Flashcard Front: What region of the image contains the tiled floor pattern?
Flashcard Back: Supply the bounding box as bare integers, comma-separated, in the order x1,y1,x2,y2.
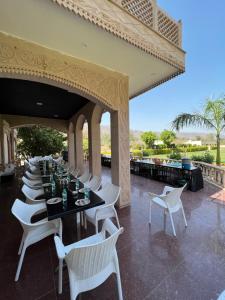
1,167,225,300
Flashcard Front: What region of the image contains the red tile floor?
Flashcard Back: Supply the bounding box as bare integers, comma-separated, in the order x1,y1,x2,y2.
1,167,225,300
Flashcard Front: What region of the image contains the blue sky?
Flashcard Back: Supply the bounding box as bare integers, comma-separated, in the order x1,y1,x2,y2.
102,0,225,132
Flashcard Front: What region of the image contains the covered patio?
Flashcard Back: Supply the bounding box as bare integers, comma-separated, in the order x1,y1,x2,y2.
1,167,225,300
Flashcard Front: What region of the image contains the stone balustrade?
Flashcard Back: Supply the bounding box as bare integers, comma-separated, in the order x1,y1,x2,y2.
192,161,225,188
140,157,225,188
113,0,182,47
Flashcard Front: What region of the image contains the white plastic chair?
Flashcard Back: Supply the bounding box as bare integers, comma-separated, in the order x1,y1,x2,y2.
218,290,225,300
29,164,41,175
21,184,45,204
78,169,91,184
25,170,41,180
11,199,62,281
148,184,187,236
54,218,123,300
84,183,121,233
71,168,80,178
85,176,102,192
22,176,42,190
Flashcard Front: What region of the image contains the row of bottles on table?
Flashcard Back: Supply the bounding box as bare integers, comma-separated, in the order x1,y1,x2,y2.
50,174,56,196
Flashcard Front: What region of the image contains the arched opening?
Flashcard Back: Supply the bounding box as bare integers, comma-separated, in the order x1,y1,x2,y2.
100,111,111,183
83,121,89,164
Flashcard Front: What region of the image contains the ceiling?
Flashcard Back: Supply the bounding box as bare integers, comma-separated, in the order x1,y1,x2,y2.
0,0,182,98
0,78,89,120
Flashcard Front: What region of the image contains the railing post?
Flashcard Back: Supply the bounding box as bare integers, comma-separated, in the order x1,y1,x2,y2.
151,0,158,31
178,20,182,47
222,171,225,188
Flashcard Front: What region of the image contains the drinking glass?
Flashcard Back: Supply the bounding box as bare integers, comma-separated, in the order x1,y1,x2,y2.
84,188,90,199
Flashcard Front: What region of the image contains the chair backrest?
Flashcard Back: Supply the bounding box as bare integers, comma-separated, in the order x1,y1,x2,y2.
96,183,121,205
79,169,91,184
11,199,32,225
87,176,101,191
65,220,123,280
22,176,41,187
25,170,41,180
22,184,44,201
164,184,186,211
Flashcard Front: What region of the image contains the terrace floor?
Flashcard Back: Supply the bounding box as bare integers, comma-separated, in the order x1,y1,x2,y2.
1,167,225,300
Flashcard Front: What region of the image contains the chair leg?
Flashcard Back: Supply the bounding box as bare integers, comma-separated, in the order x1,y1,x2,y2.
113,208,120,228
181,206,188,227
15,243,27,281
58,259,63,294
95,220,99,234
18,234,25,255
149,200,152,224
114,256,123,300
168,212,176,237
84,215,87,230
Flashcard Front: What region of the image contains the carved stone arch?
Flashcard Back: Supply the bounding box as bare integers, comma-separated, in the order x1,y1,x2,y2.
3,115,68,133
0,32,128,112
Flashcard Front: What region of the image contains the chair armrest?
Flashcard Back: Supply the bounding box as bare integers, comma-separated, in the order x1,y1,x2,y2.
147,192,160,199
162,186,175,195
54,236,66,259
94,203,114,220
147,192,167,200
101,218,123,236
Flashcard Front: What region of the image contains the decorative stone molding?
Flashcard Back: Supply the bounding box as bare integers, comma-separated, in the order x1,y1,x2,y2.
0,32,128,111
1,114,68,133
52,0,185,71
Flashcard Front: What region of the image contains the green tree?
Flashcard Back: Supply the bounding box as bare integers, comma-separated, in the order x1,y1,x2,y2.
160,130,176,147
172,97,225,165
141,131,157,148
17,126,65,158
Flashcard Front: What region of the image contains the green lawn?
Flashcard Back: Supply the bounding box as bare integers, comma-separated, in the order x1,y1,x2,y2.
151,148,225,163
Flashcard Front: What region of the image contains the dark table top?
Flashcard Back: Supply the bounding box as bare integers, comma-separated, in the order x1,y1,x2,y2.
41,173,105,221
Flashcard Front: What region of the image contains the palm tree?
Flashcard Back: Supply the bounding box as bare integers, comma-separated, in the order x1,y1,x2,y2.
172,97,225,165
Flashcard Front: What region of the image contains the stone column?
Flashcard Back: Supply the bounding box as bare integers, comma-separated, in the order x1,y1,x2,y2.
10,129,15,163
68,123,75,168
0,117,5,166
110,81,130,208
74,114,85,173
88,105,103,177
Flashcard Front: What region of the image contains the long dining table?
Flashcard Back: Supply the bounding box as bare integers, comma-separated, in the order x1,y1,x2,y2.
39,161,105,238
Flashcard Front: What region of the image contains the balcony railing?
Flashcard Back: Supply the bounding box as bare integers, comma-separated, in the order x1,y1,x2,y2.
112,0,182,47
161,159,225,188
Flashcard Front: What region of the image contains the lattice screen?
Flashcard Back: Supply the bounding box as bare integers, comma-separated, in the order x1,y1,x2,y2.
121,0,153,28
157,9,179,45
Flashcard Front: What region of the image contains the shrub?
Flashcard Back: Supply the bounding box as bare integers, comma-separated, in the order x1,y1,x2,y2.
191,151,214,164
168,152,182,160
131,150,143,159
142,149,154,156
176,146,208,153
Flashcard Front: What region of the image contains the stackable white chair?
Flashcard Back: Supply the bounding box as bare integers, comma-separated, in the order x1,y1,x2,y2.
25,170,41,181
54,219,123,300
29,164,41,175
148,184,187,236
21,184,45,204
71,168,80,178
218,290,225,300
84,183,121,233
22,176,42,190
11,199,62,281
78,169,91,184
85,176,102,192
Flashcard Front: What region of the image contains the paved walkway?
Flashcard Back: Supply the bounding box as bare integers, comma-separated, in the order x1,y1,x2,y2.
1,167,225,299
